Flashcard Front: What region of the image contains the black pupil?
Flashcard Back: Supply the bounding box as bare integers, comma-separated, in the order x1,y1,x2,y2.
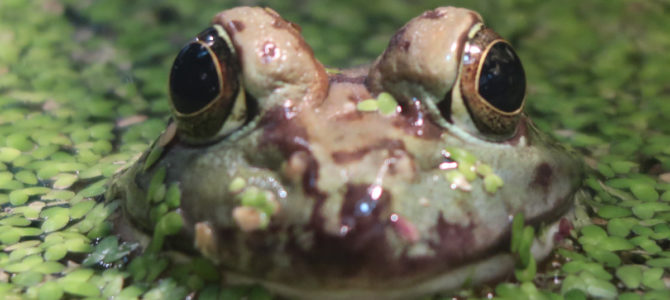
169,42,220,114
477,42,526,113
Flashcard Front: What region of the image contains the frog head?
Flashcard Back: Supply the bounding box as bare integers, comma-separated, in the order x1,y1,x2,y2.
109,6,583,299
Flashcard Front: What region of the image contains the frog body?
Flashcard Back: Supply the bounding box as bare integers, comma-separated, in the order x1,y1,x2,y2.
109,6,583,299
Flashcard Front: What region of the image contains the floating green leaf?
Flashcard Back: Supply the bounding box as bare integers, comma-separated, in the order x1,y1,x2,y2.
597,205,631,219
62,282,101,297
82,236,138,267
37,281,64,300
484,173,504,194
616,265,642,289
11,271,43,287
77,179,107,198
0,147,21,162
9,190,29,206
51,173,78,189
43,244,68,261
32,261,66,274
14,170,37,185
377,92,398,115
147,166,167,203
228,177,246,194
356,99,378,112
165,183,181,208
40,207,70,232
144,145,164,171
630,183,659,202
642,268,665,290
511,212,524,253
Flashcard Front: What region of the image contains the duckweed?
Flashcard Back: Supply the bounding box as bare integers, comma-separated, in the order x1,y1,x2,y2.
239,187,278,216
0,147,21,162
70,200,96,219
443,147,504,194
355,92,398,115
483,173,504,194
51,173,78,189
376,92,398,115
641,268,665,290
12,272,44,287
76,179,107,198
631,183,660,202
144,145,164,171
43,244,67,261
37,282,64,300
228,176,246,193
82,236,138,267
165,183,182,208
356,99,378,112
597,204,632,219
147,166,167,202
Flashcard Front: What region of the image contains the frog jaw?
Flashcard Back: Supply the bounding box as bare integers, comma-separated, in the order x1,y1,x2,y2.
219,213,569,300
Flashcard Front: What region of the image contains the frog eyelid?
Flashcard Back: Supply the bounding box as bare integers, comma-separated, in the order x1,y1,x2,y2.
211,24,237,57
467,22,484,39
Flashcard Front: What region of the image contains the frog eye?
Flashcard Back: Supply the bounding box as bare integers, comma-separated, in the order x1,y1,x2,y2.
458,28,526,135
168,25,247,141
170,42,221,114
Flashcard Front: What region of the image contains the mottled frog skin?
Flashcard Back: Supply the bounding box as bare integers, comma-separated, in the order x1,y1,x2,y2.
109,6,583,300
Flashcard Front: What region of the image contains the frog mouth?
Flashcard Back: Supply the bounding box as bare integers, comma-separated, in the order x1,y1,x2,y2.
219,208,576,300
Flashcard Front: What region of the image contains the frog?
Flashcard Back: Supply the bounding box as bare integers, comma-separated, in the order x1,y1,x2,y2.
107,6,583,300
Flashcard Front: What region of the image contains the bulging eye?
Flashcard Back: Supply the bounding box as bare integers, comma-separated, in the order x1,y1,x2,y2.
478,42,525,113
458,28,526,136
170,42,222,114
168,26,247,142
